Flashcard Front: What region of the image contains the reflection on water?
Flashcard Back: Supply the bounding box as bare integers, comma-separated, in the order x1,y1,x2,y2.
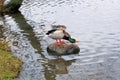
43,59,75,80
2,0,120,80
3,14,47,80
3,13,75,80
9,12,42,53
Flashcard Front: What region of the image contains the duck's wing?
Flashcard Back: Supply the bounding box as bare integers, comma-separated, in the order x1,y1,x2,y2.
46,29,57,35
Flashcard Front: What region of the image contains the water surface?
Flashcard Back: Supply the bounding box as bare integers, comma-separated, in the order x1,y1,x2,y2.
3,0,120,80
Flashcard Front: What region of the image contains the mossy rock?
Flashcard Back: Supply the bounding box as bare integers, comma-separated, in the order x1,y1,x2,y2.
0,0,23,13
47,42,80,55
0,50,23,80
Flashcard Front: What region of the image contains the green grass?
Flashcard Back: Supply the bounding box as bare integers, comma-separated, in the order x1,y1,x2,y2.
0,40,23,80
3,77,14,80
0,41,9,51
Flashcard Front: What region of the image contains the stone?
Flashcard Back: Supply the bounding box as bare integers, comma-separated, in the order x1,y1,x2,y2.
47,42,80,55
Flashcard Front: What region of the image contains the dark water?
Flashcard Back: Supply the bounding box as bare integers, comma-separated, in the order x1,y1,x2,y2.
2,0,120,80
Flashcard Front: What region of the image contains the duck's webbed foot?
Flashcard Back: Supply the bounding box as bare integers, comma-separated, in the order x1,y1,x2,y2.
55,40,68,48
56,39,63,46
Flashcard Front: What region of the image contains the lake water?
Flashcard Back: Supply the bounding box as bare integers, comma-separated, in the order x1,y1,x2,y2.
2,0,120,80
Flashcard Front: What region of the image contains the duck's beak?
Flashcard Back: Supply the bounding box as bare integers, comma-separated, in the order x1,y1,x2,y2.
75,40,80,43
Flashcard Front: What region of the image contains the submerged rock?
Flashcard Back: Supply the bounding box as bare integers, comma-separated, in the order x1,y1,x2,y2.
47,42,80,55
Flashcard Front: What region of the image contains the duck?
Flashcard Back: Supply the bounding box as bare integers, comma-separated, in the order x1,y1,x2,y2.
46,25,79,46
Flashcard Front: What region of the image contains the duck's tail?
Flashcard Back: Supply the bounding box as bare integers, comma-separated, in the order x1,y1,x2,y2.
46,29,57,35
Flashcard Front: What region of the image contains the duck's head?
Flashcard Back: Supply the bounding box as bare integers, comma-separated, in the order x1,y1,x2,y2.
68,37,79,43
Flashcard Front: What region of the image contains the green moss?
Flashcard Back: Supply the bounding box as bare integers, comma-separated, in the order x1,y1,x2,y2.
0,41,23,80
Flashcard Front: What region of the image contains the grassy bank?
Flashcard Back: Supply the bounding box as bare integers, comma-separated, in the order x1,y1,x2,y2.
0,40,23,80
0,50,22,80
0,18,23,80
0,0,24,79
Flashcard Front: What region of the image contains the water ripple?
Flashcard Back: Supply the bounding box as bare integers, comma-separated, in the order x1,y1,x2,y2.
18,0,120,80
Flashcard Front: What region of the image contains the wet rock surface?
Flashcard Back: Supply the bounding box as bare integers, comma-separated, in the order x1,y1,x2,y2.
47,42,80,55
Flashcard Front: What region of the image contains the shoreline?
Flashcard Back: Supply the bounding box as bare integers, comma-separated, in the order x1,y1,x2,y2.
0,16,23,80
